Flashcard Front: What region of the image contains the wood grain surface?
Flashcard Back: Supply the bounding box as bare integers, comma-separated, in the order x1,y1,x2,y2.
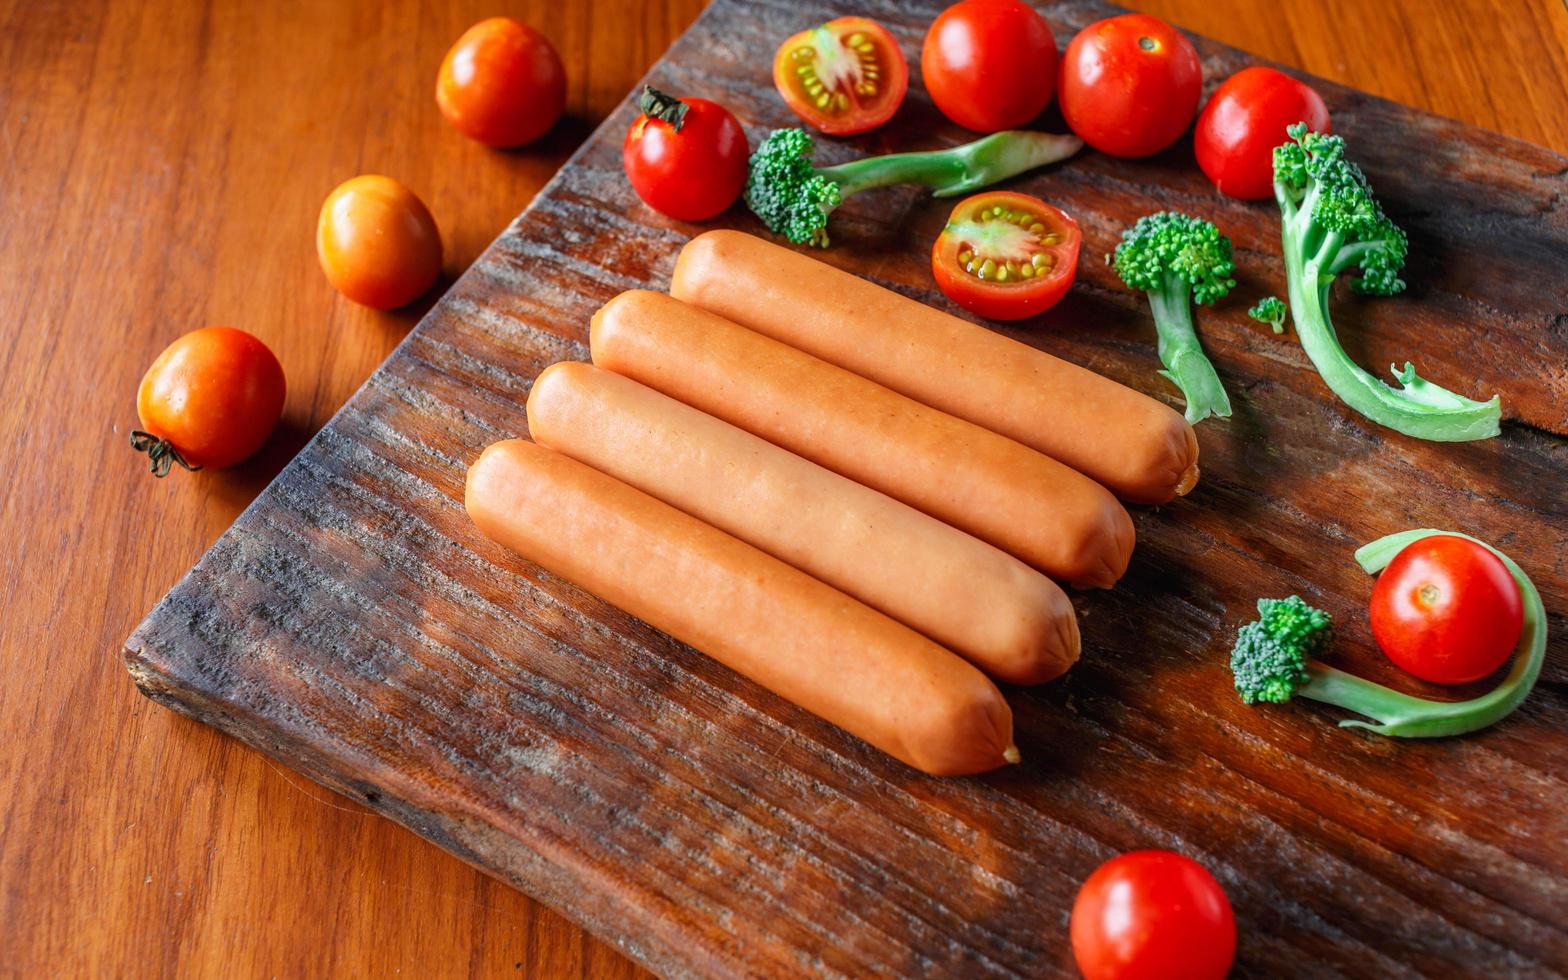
3,0,1566,977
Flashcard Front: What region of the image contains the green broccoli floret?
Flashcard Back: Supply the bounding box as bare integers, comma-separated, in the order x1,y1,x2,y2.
1230,596,1332,703
1110,212,1235,424
1248,295,1287,334
1271,124,1500,440
1229,528,1546,737
743,128,1081,248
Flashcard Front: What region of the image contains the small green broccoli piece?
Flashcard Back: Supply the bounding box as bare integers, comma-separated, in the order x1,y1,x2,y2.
743,127,1081,248
1271,124,1499,440
1110,212,1235,423
1230,596,1332,703
1248,295,1287,333
1228,530,1547,738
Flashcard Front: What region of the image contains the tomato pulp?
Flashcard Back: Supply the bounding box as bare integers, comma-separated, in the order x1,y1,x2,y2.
921,0,1058,133
1370,534,1524,684
773,17,908,135
931,191,1080,321
1059,14,1202,158
1196,66,1331,199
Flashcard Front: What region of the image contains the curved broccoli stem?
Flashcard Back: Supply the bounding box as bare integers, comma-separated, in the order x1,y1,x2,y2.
1273,125,1501,441
743,128,1082,247
1232,530,1546,737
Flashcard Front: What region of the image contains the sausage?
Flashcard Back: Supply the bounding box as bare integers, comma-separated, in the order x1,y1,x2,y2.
527,361,1079,684
671,229,1199,505
465,439,1019,776
589,290,1134,589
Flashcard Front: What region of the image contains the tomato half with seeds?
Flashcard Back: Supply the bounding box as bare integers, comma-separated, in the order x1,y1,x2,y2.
773,17,908,136
931,191,1080,321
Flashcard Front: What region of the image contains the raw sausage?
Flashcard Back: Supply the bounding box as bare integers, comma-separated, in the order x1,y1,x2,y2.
465,439,1019,776
671,229,1199,504
527,361,1079,683
590,290,1134,589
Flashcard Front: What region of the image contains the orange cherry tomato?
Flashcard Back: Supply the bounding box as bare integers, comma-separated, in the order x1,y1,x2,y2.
437,17,566,148
773,17,908,136
316,175,443,311
133,327,286,474
931,191,1080,321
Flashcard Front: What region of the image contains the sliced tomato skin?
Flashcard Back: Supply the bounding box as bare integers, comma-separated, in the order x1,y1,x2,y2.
772,17,909,136
931,191,1080,321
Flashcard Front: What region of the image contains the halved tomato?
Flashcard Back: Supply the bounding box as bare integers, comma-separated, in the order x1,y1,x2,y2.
773,17,909,136
931,191,1080,320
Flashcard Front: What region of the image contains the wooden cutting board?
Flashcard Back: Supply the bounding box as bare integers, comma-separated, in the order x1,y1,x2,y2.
124,0,1568,974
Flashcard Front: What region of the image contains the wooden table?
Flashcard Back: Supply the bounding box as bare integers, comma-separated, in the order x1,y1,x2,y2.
3,1,1565,975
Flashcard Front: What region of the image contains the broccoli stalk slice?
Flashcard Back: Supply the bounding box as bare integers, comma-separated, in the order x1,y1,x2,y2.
1233,529,1547,738
1147,274,1234,424
744,128,1082,247
1272,125,1501,441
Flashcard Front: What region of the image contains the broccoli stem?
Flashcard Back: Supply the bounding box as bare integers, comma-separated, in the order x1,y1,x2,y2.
818,131,1082,200
1147,276,1233,424
1293,529,1547,737
1277,183,1502,442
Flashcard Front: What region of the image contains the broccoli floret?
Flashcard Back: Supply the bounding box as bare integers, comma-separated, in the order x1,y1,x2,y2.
1110,212,1235,424
1230,596,1332,703
1248,295,1287,334
743,128,1081,248
1229,529,1545,738
1271,124,1499,440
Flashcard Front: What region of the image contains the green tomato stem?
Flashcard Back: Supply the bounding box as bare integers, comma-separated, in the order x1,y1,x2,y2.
1147,279,1233,424
818,131,1082,200
1292,529,1547,737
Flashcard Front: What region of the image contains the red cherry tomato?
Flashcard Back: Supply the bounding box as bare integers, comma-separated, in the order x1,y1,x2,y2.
931,191,1079,321
1071,850,1236,980
437,17,566,148
316,175,443,311
1369,535,1524,685
134,327,286,474
773,17,908,136
921,0,1057,133
1195,67,1331,199
1059,14,1202,158
623,88,749,221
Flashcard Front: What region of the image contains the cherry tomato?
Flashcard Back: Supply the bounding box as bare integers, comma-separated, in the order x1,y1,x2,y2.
133,327,286,474
1370,535,1524,685
921,0,1057,133
1071,850,1236,980
623,87,748,221
773,17,908,136
316,175,443,311
437,17,566,148
931,191,1080,321
1059,14,1202,158
1195,67,1331,199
